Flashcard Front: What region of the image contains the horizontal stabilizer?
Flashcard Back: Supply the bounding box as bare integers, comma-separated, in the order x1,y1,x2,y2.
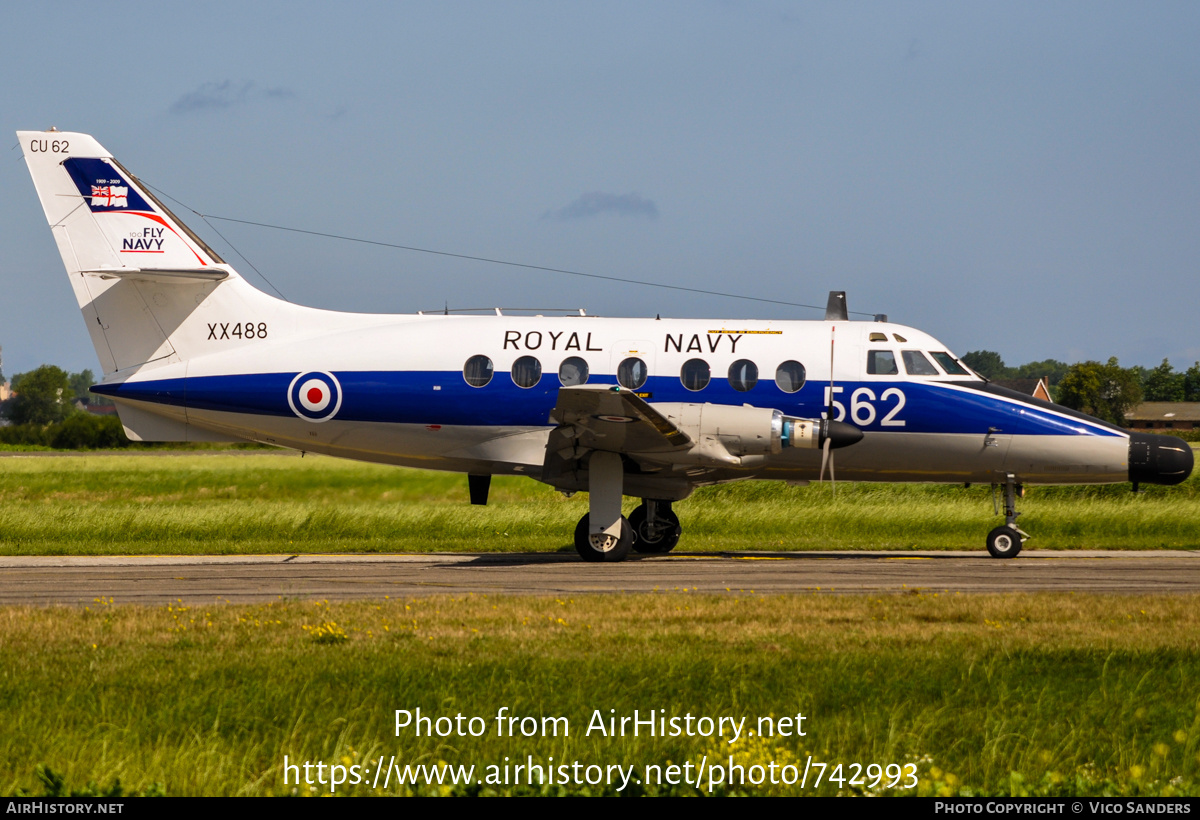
83,267,230,284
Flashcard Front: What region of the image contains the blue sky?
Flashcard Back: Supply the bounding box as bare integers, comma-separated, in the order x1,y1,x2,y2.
3,1,1198,377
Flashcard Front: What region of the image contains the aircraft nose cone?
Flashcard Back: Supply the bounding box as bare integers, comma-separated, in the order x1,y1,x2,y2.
1128,432,1194,486
825,419,864,450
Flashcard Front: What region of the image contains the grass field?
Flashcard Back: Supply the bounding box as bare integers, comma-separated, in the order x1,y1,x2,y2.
2,452,1198,797
0,450,1197,555
2,593,1198,796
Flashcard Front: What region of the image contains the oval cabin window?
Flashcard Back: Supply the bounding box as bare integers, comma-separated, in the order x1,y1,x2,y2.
617,357,648,390
511,356,542,388
463,355,494,388
775,361,806,393
680,358,711,391
728,359,758,392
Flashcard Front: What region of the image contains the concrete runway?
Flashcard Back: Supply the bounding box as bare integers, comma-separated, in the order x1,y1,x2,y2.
1,550,1197,604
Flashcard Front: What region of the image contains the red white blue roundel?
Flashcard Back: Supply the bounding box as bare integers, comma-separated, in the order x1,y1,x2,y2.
287,371,343,422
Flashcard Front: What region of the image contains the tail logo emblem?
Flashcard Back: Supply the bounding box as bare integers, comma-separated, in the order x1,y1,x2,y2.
90,184,128,208
287,371,343,423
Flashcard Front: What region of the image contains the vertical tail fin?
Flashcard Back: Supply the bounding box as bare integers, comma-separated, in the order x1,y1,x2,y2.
19,130,251,375
20,130,226,273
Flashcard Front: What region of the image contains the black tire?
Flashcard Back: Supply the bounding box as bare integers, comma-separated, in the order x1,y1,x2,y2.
986,525,1023,559
574,514,633,562
629,503,682,554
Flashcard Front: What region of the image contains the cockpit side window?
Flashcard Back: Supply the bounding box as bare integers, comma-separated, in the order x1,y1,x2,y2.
902,350,939,376
867,350,898,375
930,351,970,376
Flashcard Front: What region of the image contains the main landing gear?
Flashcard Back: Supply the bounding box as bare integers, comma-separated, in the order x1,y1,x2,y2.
573,500,682,561
574,512,632,562
986,472,1028,559
571,452,684,561
573,452,631,562
629,500,681,554
573,499,682,561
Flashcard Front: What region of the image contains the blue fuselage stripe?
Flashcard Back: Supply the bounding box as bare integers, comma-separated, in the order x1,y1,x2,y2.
92,373,1122,437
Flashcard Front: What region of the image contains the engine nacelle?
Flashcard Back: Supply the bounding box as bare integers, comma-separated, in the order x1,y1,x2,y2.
650,403,860,467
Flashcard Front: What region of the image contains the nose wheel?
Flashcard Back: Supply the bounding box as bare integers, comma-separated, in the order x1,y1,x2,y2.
986,525,1023,558
987,473,1028,558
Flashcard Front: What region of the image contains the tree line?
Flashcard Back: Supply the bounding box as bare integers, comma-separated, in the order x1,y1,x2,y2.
0,365,128,449
961,351,1200,426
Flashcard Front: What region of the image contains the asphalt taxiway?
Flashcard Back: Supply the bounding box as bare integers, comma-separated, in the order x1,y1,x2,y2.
0,550,1197,604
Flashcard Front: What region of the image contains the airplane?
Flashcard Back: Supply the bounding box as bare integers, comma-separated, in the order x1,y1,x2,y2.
17,129,1194,562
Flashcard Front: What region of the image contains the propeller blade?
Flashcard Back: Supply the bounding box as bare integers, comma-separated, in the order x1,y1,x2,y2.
830,445,836,497
825,324,837,497
826,325,836,421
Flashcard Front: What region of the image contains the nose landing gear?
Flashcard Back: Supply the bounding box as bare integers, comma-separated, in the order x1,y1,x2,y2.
986,472,1028,558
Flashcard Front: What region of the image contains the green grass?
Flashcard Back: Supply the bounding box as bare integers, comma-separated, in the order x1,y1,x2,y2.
2,453,1198,797
2,593,1198,796
0,451,1197,555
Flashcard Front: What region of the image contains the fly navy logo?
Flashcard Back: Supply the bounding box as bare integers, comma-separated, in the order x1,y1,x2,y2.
124,227,164,252
287,371,343,423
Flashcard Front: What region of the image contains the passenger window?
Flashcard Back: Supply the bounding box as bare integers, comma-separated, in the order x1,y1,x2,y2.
511,355,542,388
867,350,898,375
930,351,969,376
775,361,806,393
728,359,758,392
617,357,648,390
680,359,710,391
558,356,589,386
463,355,494,387
902,350,939,376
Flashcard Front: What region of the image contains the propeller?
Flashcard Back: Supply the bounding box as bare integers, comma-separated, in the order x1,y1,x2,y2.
819,435,834,490
820,325,837,496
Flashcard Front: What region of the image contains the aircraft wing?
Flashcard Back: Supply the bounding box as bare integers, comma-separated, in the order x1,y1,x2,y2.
548,385,692,454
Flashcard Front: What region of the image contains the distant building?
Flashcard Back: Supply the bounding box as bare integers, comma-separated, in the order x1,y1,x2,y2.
1125,402,1200,431
993,377,1053,403
72,398,118,416
0,381,11,402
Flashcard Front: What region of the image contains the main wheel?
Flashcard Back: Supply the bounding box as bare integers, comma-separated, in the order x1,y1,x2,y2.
574,514,633,562
629,503,682,554
986,525,1023,559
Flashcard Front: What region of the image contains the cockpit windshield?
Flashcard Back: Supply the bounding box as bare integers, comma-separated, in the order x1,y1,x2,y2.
929,351,970,376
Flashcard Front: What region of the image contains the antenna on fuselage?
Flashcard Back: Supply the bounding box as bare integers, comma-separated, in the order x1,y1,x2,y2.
824,291,848,321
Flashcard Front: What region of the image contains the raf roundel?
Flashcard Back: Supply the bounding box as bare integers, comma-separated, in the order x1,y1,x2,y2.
287,371,343,422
